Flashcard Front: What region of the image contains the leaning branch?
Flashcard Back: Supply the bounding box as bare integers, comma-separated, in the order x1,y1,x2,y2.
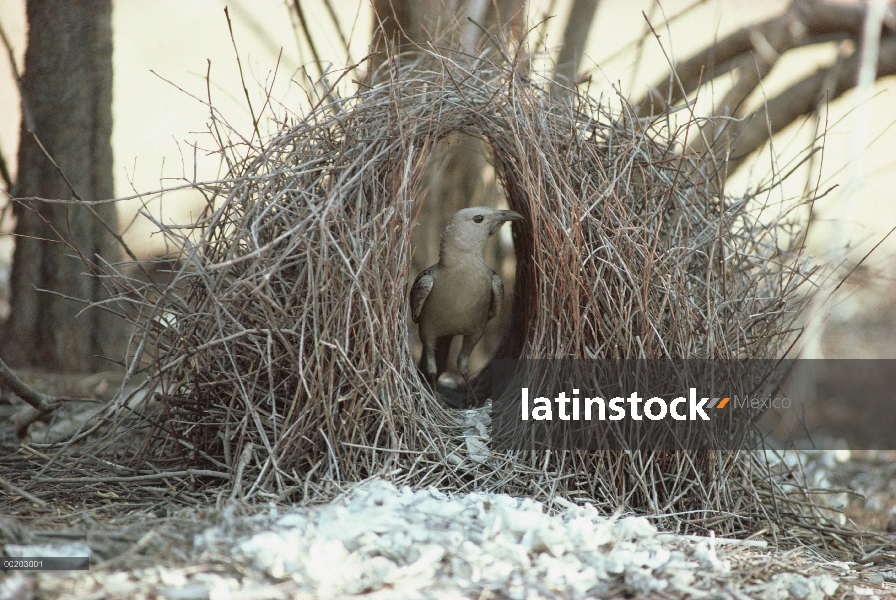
719,36,896,172
552,0,601,93
637,0,892,117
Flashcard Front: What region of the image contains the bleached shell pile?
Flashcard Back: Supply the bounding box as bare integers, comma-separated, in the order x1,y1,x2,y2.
190,480,852,599
7,472,894,599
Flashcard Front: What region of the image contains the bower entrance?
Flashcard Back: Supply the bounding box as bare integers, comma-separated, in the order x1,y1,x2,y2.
410,131,519,407
45,52,843,541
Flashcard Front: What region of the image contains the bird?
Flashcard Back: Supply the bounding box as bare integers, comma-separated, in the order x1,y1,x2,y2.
410,206,524,406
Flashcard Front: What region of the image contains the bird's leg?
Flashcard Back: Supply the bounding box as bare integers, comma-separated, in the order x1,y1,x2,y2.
434,336,453,383
417,337,439,391
457,333,483,407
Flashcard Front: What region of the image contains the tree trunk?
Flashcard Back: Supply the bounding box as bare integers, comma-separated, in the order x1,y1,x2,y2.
1,0,125,372
553,0,601,93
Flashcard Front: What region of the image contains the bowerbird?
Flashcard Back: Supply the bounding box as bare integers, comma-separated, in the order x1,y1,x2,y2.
410,206,524,405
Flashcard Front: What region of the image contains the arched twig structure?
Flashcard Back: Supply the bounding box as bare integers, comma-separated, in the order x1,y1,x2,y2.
22,50,847,542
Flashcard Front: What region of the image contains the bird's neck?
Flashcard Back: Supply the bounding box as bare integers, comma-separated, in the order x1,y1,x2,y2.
439,239,486,269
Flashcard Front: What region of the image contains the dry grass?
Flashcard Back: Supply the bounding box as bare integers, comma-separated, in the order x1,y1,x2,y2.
4,46,868,548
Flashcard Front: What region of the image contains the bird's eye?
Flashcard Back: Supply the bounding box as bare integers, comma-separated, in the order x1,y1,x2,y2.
473,215,484,223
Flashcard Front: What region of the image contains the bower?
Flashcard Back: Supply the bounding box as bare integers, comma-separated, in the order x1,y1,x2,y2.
95,51,823,536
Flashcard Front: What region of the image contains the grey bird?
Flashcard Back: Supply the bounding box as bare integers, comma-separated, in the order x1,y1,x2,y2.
410,206,524,404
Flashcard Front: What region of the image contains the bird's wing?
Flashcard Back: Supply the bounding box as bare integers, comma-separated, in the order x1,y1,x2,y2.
489,270,504,320
410,266,436,323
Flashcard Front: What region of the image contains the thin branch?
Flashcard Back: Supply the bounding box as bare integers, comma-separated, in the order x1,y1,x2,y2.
223,6,262,145
26,131,141,264
35,470,232,483
687,20,795,157
291,0,325,83
0,147,11,193
0,475,46,506
0,354,90,440
320,0,351,60
0,15,34,133
0,355,61,415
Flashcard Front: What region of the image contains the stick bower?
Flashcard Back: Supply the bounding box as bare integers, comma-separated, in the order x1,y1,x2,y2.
51,50,838,539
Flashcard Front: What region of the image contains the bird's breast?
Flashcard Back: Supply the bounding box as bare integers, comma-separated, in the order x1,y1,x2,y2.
420,264,494,337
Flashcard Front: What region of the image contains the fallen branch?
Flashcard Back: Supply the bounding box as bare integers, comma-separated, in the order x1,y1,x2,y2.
34,470,232,483
0,355,79,440
0,474,47,506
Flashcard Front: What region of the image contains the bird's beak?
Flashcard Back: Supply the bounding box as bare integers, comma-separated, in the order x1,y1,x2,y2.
489,210,524,235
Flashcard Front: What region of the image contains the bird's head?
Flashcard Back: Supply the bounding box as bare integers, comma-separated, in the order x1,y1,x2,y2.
441,207,524,255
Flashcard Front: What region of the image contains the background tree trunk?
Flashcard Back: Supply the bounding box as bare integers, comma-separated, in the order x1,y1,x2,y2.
552,0,601,93
1,0,125,373
371,0,525,270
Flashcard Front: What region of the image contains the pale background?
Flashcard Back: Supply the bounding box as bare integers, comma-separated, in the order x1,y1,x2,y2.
1,0,894,353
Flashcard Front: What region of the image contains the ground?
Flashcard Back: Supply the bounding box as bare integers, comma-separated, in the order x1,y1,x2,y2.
1,472,895,599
